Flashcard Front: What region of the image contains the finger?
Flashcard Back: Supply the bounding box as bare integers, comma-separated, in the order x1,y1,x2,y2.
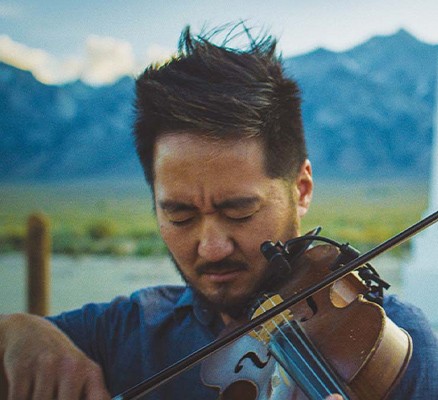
32,366,57,400
325,395,344,400
31,352,60,400
7,373,33,400
56,358,88,400
56,378,84,400
82,366,111,400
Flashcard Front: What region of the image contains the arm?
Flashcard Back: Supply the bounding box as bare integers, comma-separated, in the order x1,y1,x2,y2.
0,313,110,400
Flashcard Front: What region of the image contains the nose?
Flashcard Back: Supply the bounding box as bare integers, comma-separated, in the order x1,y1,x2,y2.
197,217,234,262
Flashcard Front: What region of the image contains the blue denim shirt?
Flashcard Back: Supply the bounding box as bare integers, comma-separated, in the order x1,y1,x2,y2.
48,287,438,399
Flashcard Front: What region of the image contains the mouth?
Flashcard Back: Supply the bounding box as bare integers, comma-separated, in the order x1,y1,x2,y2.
197,261,248,284
202,269,245,283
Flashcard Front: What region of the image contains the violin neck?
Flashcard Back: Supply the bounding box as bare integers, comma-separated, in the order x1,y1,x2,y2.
268,320,351,400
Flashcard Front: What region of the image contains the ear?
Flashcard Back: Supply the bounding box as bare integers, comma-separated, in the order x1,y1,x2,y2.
295,159,313,218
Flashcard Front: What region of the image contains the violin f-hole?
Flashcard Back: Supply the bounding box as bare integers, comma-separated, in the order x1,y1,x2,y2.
299,296,319,322
234,351,272,373
221,380,258,400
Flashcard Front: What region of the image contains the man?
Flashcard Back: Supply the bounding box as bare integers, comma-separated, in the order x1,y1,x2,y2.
1,25,437,399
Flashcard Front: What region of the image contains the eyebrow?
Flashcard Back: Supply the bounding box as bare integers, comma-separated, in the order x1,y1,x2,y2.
214,196,260,210
158,200,197,213
158,196,260,212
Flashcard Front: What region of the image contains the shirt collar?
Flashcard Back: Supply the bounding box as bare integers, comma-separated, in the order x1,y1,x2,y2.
174,286,217,326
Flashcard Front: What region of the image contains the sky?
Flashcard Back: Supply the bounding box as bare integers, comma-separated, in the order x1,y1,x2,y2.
1,0,438,85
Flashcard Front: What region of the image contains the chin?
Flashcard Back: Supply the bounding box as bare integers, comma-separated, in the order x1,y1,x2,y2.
170,254,266,315
199,285,257,318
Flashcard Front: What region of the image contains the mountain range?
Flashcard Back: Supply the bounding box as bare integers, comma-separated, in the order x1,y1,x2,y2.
1,29,437,182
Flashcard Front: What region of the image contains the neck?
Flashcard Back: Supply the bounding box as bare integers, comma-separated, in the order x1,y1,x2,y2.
220,312,249,327
220,312,233,326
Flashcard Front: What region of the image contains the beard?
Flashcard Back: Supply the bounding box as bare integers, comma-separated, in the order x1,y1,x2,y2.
168,253,271,319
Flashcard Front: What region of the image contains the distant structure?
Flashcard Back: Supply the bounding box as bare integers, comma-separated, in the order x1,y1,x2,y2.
403,63,438,327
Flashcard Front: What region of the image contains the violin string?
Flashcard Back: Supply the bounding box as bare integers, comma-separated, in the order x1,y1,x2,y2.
259,297,334,395
253,305,272,345
257,301,326,390
269,298,337,392
270,320,332,393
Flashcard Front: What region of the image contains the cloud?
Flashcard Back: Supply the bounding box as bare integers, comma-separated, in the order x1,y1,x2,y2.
0,35,82,84
127,44,174,78
0,34,174,85
80,35,137,85
143,44,174,67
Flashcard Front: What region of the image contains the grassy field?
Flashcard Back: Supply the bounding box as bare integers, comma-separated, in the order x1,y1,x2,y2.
0,177,429,257
303,178,429,255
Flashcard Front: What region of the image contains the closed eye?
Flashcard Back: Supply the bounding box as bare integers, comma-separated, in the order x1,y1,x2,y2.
170,218,194,226
224,209,257,222
166,212,196,226
227,214,253,223
159,200,197,226
217,197,261,221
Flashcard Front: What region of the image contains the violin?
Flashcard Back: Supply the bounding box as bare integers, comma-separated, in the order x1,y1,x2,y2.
114,210,438,400
201,243,411,399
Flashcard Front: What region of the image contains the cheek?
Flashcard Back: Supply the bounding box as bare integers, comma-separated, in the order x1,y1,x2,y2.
236,222,272,260
159,224,193,262
156,212,174,246
159,224,177,250
253,209,298,244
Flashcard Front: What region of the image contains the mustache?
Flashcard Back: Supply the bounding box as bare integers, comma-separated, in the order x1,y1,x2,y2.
196,259,249,275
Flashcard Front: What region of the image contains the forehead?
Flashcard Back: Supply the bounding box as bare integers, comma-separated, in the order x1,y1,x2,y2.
155,132,264,160
154,132,266,172
153,132,271,200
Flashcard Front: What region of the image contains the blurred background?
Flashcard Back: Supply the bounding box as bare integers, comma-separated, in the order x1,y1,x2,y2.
1,1,437,328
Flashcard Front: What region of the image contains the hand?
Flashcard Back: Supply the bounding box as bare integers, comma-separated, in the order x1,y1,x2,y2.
325,395,344,400
0,313,111,400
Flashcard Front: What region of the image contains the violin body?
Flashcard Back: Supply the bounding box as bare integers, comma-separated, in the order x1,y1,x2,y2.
201,332,302,399
202,244,412,400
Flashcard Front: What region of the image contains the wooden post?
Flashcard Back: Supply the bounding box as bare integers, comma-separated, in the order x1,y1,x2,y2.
26,213,51,316
0,360,7,400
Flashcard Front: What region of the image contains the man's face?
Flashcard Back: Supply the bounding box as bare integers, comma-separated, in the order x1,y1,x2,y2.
153,133,313,316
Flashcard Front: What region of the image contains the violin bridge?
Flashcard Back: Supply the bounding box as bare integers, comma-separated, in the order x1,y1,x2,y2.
249,294,294,344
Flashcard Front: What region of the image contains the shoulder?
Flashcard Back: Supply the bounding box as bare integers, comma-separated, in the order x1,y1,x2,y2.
383,294,437,360
130,285,187,308
384,294,430,328
89,284,188,324
48,285,187,335
383,294,437,345
47,285,188,359
122,285,188,323
383,295,438,399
